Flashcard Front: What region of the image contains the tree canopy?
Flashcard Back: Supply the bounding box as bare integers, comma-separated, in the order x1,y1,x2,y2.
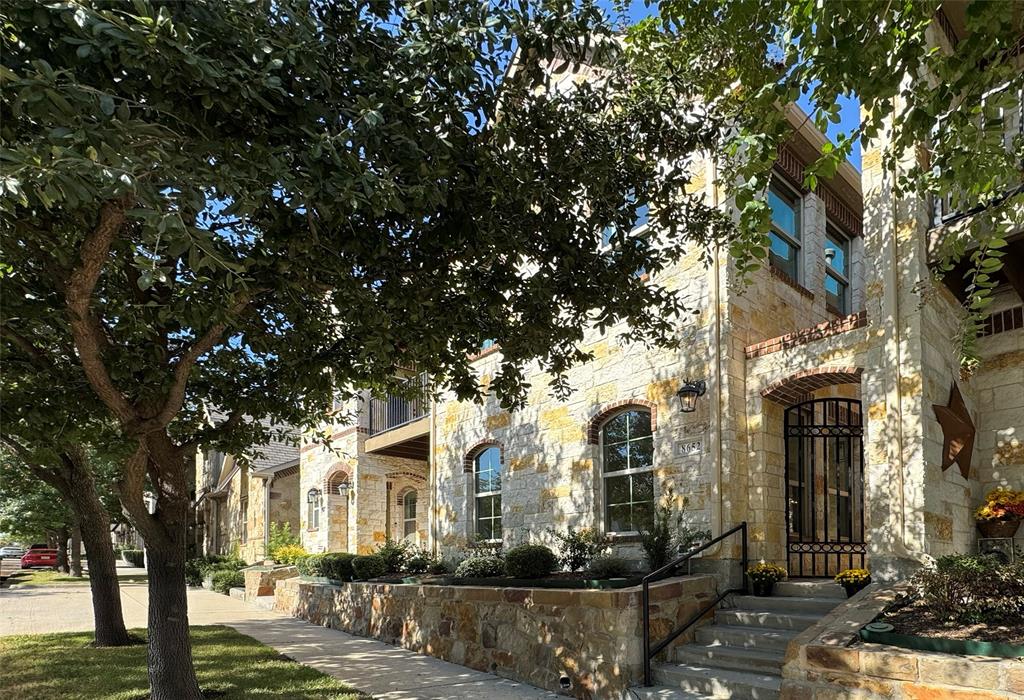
628,0,1023,367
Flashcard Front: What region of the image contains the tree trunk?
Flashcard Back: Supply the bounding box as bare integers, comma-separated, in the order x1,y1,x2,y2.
57,524,70,573
70,524,83,577
139,436,203,700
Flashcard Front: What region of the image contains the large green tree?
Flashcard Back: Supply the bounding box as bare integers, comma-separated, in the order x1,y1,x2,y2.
1,1,729,697
628,0,1023,365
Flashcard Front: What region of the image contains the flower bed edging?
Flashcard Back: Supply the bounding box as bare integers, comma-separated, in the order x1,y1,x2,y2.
859,625,1024,660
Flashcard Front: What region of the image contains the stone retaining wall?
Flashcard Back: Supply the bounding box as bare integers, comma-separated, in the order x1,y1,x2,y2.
243,564,297,599
274,574,717,697
782,584,1023,699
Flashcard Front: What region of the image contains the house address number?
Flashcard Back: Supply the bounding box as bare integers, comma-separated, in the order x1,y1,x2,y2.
674,439,703,457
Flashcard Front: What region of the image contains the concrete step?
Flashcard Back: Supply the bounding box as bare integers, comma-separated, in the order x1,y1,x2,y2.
653,662,781,700
673,643,785,675
731,594,840,616
716,608,821,631
773,579,846,599
629,686,708,700
696,622,798,654
695,624,798,653
251,594,276,611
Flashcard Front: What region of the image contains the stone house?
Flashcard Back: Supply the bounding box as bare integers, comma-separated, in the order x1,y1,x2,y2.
193,419,300,563
233,10,1022,581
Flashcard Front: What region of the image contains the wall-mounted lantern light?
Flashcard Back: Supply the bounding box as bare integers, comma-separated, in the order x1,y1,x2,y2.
306,487,321,504
336,481,350,498
676,379,707,413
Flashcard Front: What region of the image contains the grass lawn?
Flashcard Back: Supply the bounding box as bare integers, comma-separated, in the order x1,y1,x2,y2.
8,569,149,587
0,625,366,699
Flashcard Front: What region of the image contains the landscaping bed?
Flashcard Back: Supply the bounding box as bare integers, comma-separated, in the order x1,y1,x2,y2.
0,625,365,699
402,573,642,589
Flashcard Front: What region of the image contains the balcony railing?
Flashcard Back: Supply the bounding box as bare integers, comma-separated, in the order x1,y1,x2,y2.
368,373,430,436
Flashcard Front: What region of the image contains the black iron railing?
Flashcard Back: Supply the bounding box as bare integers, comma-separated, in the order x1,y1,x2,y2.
367,373,430,436
641,521,748,687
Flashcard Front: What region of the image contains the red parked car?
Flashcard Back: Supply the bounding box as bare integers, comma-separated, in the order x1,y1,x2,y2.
20,544,58,569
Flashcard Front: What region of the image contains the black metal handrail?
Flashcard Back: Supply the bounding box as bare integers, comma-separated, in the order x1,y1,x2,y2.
641,521,748,687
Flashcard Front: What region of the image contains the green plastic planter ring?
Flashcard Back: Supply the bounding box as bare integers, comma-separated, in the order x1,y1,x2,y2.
860,622,1024,660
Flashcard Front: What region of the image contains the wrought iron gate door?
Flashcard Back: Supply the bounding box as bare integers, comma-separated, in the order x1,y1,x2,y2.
784,398,865,577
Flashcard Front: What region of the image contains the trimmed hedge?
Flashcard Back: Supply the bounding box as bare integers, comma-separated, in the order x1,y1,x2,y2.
184,555,246,586
297,552,356,581
352,554,387,580
504,544,557,579
589,554,631,579
121,549,144,568
211,568,245,594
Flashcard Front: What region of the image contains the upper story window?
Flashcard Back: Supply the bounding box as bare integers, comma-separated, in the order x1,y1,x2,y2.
602,409,655,534
602,201,650,278
473,446,502,542
403,491,418,539
768,179,802,280
824,224,851,314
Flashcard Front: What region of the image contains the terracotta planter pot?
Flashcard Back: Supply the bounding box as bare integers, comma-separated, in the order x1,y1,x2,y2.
977,520,1020,539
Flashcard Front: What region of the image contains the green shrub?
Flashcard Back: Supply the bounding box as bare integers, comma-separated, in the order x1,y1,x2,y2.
639,504,678,572
211,568,245,594
454,555,506,578
913,554,1024,625
589,554,632,579
403,547,438,575
297,552,356,581
504,544,557,579
352,554,387,580
185,555,246,586
121,549,144,568
271,543,307,566
267,521,300,556
374,537,409,573
549,527,610,572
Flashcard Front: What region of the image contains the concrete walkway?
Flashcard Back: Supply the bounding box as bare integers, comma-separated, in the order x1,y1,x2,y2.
0,578,557,700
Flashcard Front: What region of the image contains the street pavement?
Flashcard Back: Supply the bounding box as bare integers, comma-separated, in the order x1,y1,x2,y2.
0,567,558,700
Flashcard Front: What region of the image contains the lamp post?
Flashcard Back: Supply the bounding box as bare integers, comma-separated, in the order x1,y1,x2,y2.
676,379,707,413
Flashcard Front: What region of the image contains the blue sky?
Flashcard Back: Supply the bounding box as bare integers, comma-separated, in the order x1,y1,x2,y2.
606,1,863,170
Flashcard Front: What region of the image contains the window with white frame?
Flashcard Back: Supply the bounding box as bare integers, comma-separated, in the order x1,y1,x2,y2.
240,497,248,543
602,409,655,533
403,491,418,539
601,200,650,278
473,446,502,541
824,224,851,314
768,179,802,280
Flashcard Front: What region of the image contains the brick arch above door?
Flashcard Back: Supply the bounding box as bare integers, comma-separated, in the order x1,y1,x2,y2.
761,366,863,405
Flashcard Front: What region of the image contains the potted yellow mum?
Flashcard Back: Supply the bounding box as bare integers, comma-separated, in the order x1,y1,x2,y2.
834,568,871,598
746,561,786,596
974,487,1024,539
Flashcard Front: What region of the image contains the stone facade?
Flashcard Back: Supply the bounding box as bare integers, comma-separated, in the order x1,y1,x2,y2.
274,574,717,697
781,584,1023,700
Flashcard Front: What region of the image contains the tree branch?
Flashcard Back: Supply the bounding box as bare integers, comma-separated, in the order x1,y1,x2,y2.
115,441,171,548
65,198,138,427
0,326,53,370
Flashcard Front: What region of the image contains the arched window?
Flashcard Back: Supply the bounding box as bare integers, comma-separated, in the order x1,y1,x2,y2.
403,491,418,538
602,409,654,533
306,488,322,530
473,446,502,542
327,471,350,497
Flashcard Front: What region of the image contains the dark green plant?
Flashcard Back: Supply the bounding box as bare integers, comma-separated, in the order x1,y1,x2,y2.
374,537,410,574
298,552,356,581
352,555,387,581
210,568,245,595
589,554,632,579
549,526,610,572
185,554,246,585
677,527,712,555
638,504,680,572
454,555,506,579
121,549,144,568
504,544,557,579
913,555,1024,625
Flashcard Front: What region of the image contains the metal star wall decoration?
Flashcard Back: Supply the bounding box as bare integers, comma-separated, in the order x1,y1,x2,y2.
932,382,975,479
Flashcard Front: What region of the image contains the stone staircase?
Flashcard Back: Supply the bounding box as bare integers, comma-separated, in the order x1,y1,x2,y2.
634,580,846,699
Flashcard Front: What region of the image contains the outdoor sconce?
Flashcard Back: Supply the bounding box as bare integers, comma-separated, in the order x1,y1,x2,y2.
336,481,350,498
676,379,707,413
306,487,321,504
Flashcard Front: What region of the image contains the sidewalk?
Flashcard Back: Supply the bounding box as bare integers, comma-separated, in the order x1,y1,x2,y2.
0,580,557,699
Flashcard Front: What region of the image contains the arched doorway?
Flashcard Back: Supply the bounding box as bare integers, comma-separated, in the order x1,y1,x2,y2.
784,398,865,577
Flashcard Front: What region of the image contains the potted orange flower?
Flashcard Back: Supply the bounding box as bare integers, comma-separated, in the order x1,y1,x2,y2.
974,487,1024,539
